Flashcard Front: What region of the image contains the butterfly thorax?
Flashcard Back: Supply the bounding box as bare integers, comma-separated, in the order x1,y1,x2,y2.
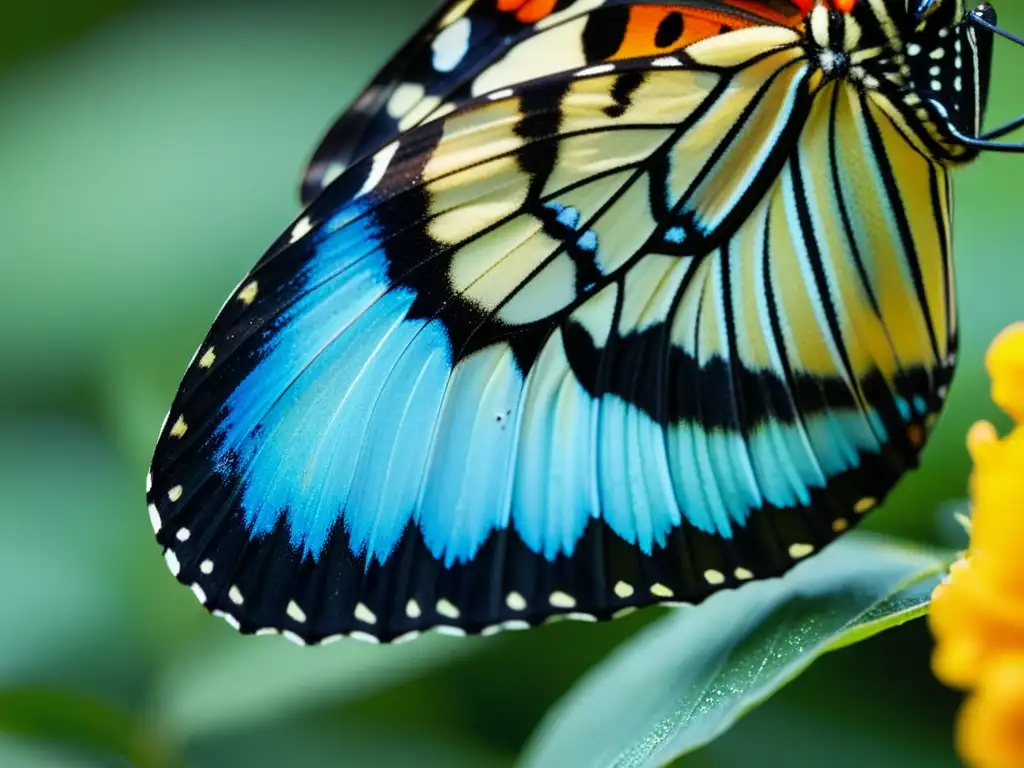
802,0,993,163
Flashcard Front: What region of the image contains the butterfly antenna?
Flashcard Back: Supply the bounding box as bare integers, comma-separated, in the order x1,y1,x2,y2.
944,5,1024,152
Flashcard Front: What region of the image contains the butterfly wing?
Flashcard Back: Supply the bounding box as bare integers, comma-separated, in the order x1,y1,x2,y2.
300,0,806,203
149,20,954,644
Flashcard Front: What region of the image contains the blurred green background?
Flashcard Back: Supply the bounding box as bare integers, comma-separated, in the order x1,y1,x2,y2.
1,1,1021,765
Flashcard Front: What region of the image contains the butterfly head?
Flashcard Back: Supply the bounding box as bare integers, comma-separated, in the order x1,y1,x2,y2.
802,0,998,161
901,1,996,157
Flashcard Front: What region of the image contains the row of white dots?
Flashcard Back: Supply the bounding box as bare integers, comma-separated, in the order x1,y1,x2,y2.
155,455,879,640
158,497,878,617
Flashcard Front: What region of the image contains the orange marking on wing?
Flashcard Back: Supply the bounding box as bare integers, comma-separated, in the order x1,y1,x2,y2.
496,0,560,23
609,4,802,62
611,7,687,61
793,0,856,12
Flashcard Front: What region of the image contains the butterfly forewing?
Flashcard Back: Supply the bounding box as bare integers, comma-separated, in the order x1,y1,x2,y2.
300,0,806,204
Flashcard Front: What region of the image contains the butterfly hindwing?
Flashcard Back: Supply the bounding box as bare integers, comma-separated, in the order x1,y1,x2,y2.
300,0,806,203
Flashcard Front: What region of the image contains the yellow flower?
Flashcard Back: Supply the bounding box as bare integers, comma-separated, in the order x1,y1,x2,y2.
958,653,1024,768
930,322,1024,768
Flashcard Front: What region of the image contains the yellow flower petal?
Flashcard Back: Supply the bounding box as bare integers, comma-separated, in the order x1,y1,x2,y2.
966,427,1024,582
930,322,1024,768
930,558,1024,689
986,322,1024,425
958,653,1024,768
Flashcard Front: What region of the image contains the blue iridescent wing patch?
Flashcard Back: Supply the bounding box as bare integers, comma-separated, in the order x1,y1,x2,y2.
148,12,959,644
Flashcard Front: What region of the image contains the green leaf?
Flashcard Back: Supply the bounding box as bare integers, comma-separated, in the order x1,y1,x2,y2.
521,533,952,768
151,630,487,743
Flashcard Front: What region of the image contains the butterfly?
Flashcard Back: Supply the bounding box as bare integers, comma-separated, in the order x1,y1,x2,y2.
147,0,1021,645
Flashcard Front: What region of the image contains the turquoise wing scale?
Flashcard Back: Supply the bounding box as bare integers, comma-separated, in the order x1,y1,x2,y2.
148,2,956,644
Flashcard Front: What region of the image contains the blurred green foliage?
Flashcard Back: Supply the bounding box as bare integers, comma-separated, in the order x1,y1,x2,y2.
1,0,1022,765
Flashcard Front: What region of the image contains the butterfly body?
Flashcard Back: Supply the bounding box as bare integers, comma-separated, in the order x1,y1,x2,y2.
149,0,996,643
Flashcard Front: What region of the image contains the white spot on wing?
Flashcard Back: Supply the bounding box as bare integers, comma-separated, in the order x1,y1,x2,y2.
164,549,180,576
175,527,190,542
575,63,615,78
200,559,214,575
488,87,514,101
147,504,161,533
238,281,258,306
191,583,207,604
789,543,815,559
289,216,313,244
505,592,527,611
436,599,461,620
432,16,471,73
549,591,576,609
704,569,725,585
229,585,244,605
170,416,187,438
356,141,399,199
282,630,307,646
406,599,422,619
287,600,307,624
435,625,467,637
355,602,377,625
854,497,877,514
387,82,427,118
350,631,380,644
